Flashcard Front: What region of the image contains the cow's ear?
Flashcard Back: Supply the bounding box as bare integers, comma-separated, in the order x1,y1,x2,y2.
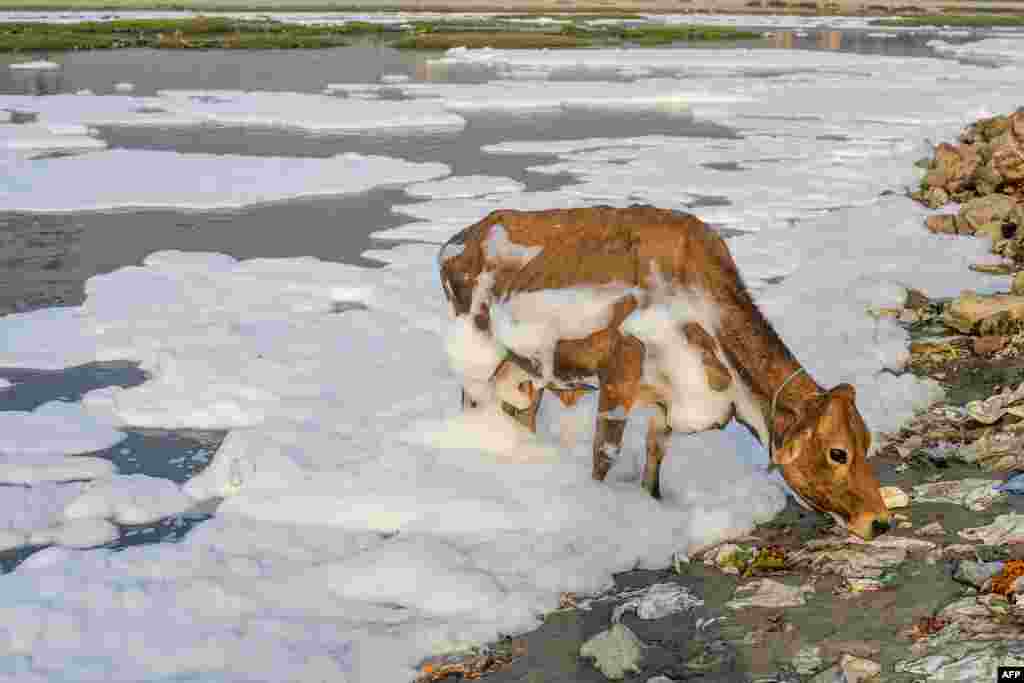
829,383,856,403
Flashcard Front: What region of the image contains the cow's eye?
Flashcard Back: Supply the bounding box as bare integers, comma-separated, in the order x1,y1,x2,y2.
829,448,848,465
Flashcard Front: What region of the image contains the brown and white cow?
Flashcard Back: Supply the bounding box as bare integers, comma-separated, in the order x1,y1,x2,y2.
438,205,891,541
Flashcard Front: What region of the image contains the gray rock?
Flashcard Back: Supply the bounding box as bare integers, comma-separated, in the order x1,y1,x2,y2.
792,645,825,675
579,623,645,680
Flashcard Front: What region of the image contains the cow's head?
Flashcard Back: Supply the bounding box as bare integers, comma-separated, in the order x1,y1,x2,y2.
772,383,890,540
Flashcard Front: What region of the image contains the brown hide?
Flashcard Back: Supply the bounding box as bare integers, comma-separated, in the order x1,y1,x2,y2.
439,206,891,540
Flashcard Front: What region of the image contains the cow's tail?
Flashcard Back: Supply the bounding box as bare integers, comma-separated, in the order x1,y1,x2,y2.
437,230,464,306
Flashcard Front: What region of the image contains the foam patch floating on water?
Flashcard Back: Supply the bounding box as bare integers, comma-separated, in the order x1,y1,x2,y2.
62,474,193,525
0,150,449,212
0,123,107,152
8,60,60,70
0,400,125,457
405,175,524,199
0,454,116,485
28,518,120,549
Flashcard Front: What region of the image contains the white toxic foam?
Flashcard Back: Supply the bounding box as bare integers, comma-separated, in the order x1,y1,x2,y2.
0,150,449,212
8,60,60,70
406,174,524,199
0,400,125,457
63,473,193,525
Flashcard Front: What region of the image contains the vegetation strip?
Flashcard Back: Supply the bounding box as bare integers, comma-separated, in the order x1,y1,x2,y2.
0,16,761,51
393,31,590,49
0,17,400,50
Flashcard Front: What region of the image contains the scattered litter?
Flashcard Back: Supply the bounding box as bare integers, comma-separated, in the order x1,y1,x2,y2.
789,542,908,579
916,521,947,536
611,583,704,623
726,578,813,610
896,640,1024,683
880,485,909,509
702,543,789,577
791,645,823,675
952,560,1006,589
912,478,1006,511
966,383,1024,424
987,560,1024,598
997,471,1024,494
960,514,1024,545
960,432,1024,471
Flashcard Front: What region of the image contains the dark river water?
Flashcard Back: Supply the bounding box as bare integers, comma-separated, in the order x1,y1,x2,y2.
0,25,994,568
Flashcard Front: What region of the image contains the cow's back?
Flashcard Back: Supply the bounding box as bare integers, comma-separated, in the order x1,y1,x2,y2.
439,206,740,311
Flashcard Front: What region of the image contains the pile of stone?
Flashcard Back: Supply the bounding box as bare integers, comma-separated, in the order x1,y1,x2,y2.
916,109,1024,260
905,285,1024,368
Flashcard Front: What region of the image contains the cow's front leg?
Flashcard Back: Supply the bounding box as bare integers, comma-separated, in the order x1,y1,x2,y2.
642,404,670,499
593,335,644,482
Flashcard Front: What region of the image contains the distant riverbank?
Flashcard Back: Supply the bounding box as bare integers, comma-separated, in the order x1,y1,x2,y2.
3,0,1024,18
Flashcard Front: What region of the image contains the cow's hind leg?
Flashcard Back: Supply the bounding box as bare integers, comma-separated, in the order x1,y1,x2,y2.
642,404,670,499
593,335,644,482
461,389,478,411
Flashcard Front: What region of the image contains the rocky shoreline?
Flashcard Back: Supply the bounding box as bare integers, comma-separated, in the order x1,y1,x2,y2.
412,108,1024,683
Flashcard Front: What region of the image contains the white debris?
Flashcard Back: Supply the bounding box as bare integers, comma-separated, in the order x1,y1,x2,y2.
611,582,704,622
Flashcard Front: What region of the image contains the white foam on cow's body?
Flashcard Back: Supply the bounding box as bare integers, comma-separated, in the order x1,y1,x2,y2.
2,38,1024,683
444,314,505,405
483,223,542,268
618,285,761,438
491,284,640,382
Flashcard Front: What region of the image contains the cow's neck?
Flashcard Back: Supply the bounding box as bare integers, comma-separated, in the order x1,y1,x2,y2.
714,291,824,449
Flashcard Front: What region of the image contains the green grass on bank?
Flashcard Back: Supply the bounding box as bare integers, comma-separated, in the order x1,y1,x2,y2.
395,22,762,49
608,24,762,44
876,14,1024,27
393,30,591,49
0,15,764,52
492,13,646,21
0,17,399,51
